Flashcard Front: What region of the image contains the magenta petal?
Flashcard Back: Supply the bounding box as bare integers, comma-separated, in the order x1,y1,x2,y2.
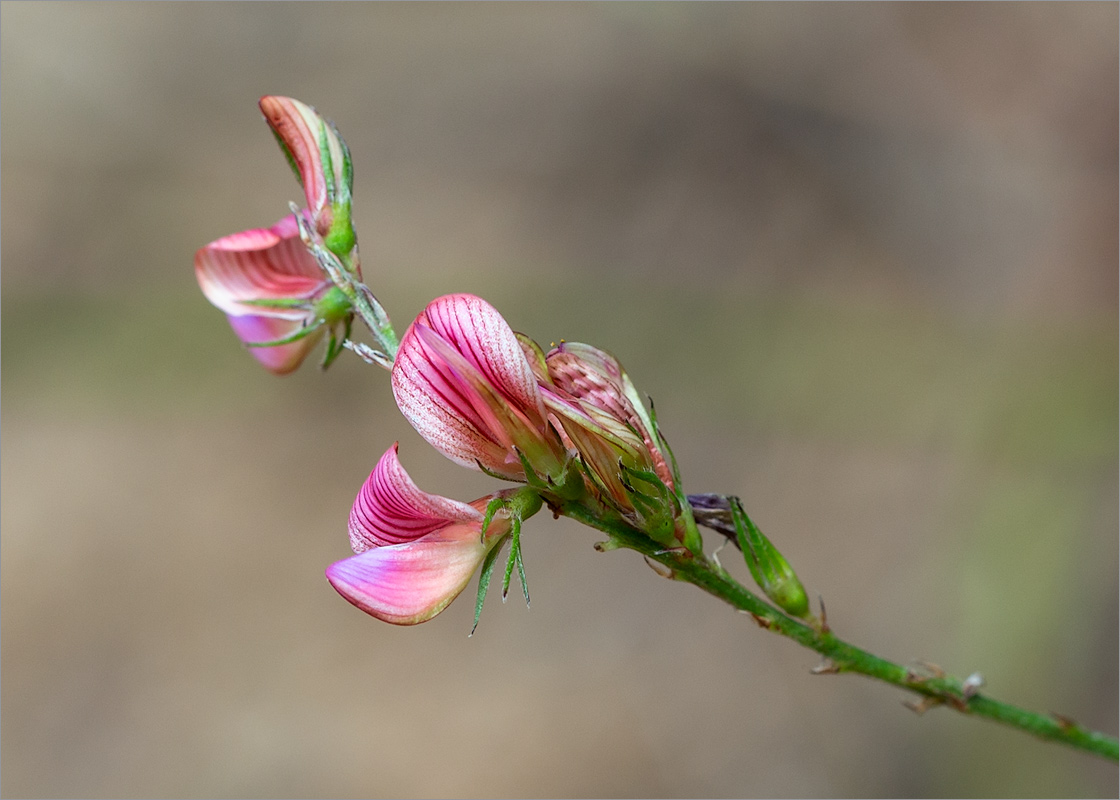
349,444,484,552
326,526,489,625
391,294,550,476
392,327,518,476
195,214,327,316
422,294,545,420
225,314,324,375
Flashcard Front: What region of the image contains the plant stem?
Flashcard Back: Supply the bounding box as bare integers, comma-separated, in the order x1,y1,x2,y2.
559,501,1119,763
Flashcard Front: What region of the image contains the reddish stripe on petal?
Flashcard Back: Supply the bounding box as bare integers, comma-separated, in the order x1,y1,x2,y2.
326,526,487,625
348,445,482,552
195,215,327,317
421,295,545,422
259,96,328,216
391,321,518,476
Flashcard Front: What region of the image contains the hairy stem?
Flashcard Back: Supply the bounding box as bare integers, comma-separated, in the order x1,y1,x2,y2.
558,500,1119,762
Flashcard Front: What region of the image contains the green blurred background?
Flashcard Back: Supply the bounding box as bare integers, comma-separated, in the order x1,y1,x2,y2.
2,3,1116,797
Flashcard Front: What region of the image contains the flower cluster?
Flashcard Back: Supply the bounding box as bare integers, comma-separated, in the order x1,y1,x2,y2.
328,292,690,624
197,95,807,630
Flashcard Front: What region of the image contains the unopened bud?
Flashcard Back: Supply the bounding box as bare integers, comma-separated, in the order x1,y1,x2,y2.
729,497,809,618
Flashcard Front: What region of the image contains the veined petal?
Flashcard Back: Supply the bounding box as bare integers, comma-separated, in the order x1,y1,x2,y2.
195,214,327,317
259,95,349,225
391,295,557,478
349,444,484,552
392,327,516,476
326,520,507,625
421,295,546,422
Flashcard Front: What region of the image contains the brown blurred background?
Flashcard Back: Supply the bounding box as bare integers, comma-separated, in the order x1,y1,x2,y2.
2,3,1117,797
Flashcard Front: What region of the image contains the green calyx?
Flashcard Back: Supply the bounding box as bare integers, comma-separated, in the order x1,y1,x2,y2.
312,285,352,326
323,203,356,258
317,117,356,259
471,488,543,636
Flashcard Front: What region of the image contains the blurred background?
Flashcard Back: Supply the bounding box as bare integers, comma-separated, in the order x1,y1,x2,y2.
2,3,1116,797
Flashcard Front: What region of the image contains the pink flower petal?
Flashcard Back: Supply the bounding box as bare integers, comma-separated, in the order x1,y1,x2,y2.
349,444,484,552
226,314,324,375
391,295,553,477
422,295,545,420
194,214,327,317
391,336,515,474
259,96,330,219
326,524,491,625
547,342,672,490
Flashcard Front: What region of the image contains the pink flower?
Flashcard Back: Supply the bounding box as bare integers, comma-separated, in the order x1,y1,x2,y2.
258,95,355,255
544,342,673,488
390,294,569,481
194,214,352,374
541,342,681,542
326,444,511,625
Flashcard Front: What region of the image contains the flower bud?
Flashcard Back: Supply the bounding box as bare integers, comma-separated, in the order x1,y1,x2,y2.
259,96,356,258
391,295,569,483
540,343,682,545
729,498,809,618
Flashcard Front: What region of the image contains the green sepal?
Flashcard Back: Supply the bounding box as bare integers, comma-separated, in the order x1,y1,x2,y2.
546,450,587,502
328,117,354,207
501,516,530,607
514,332,552,385
313,285,353,325
324,206,356,258
648,401,705,556
516,449,552,492
480,496,506,538
237,297,313,310
318,119,337,203
471,532,510,637
501,519,517,601
244,323,321,348
319,314,352,370
318,119,357,258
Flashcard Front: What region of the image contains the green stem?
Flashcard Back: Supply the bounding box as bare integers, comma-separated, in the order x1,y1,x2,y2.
559,501,1119,763
291,205,399,362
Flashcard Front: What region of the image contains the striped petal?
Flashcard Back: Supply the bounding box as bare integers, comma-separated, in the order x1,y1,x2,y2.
195,214,326,316
391,294,559,478
421,294,545,420
194,214,330,374
546,342,672,490
349,444,484,552
259,95,350,232
326,525,494,626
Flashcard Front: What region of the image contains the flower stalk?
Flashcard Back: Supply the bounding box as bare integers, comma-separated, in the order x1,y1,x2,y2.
558,497,1119,762
197,94,1118,769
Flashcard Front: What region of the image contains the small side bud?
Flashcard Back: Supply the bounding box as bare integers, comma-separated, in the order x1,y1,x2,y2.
729,497,810,618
